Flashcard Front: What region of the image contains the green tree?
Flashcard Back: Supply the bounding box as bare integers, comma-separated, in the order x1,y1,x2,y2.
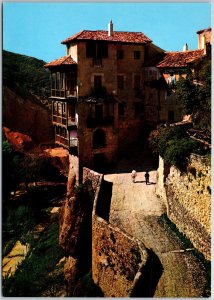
149,126,198,169
176,59,211,131
2,139,23,202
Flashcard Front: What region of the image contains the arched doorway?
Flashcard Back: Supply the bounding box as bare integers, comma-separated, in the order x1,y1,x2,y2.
93,128,106,149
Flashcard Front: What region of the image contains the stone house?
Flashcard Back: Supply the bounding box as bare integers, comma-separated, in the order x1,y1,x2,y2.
44,23,210,177
44,21,165,177
142,27,211,123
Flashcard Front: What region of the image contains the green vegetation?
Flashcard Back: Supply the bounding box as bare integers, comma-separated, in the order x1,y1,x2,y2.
149,126,199,170
3,50,50,100
2,138,23,202
73,271,104,297
176,58,211,131
2,135,66,203
160,214,211,297
3,222,65,297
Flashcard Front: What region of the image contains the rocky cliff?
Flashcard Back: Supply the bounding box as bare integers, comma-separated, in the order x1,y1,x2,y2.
3,50,53,145
3,86,54,144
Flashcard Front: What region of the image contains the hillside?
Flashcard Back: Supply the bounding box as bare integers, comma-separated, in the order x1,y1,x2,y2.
3,50,50,100
2,50,54,144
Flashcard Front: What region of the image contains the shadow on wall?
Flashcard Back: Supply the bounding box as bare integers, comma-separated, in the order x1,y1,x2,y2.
95,180,113,221
130,249,163,297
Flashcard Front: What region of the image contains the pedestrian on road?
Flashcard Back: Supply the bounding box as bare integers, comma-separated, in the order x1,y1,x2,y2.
145,171,149,185
131,170,137,183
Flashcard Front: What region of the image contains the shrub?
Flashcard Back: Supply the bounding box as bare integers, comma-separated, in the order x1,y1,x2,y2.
149,126,198,169
164,138,198,169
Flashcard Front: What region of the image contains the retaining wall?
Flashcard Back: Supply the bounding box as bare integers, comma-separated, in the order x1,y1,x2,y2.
156,154,211,260
82,167,148,297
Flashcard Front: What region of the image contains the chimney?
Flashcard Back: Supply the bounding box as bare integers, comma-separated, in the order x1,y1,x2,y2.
183,43,188,52
108,20,113,37
202,35,207,55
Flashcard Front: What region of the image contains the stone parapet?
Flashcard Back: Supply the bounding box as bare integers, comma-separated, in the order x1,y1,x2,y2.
82,167,148,297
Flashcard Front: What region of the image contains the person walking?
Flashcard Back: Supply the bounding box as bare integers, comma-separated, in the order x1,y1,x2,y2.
131,170,137,183
145,171,149,185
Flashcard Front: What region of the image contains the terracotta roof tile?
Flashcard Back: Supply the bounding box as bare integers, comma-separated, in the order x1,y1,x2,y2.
44,55,77,68
155,49,204,68
61,30,152,45
197,27,211,34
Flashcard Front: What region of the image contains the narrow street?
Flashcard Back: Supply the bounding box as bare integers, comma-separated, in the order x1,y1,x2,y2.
104,147,206,297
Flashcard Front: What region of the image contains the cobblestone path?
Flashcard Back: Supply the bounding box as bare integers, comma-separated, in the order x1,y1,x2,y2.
104,150,206,297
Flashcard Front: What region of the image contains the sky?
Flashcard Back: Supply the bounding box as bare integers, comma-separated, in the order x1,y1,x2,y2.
3,2,211,63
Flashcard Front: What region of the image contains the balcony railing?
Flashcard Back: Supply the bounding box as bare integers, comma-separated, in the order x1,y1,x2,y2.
51,89,77,98
51,89,66,98
87,116,114,128
53,115,77,128
55,134,69,148
53,115,67,125
55,135,78,149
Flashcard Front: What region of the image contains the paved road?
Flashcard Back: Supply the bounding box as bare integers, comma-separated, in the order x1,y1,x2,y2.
104,149,206,297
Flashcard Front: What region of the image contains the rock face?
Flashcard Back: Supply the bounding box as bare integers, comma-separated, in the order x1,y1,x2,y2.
3,127,35,152
59,160,92,256
59,164,93,295
64,256,79,293
44,148,69,177
3,86,54,144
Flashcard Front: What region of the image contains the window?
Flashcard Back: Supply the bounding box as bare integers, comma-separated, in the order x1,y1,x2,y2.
117,50,124,59
119,103,125,116
51,73,56,89
94,75,102,92
95,104,103,121
86,41,108,58
117,75,124,90
66,72,76,96
97,42,108,58
134,51,141,60
134,102,144,116
134,75,141,90
168,111,174,122
86,41,96,57
93,129,106,148
144,46,149,60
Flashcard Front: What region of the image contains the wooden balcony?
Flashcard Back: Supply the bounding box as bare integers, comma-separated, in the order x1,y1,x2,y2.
53,115,77,128
53,115,67,126
55,134,78,149
51,89,77,99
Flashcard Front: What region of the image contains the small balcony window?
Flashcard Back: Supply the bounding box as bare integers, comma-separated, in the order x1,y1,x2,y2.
117,50,124,59
133,75,141,90
134,51,141,60
134,102,144,116
93,129,106,148
117,75,124,90
119,103,125,116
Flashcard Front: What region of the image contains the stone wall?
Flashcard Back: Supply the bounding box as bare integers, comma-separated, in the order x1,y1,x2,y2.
156,154,211,260
82,167,148,297
92,216,147,297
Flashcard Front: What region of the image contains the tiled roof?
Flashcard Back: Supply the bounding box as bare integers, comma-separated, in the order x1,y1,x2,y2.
61,30,152,45
143,53,166,67
44,55,77,68
155,49,204,68
197,27,211,34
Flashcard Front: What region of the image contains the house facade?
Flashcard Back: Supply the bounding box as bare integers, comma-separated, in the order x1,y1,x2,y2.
45,21,165,177
142,27,211,124
45,22,210,178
